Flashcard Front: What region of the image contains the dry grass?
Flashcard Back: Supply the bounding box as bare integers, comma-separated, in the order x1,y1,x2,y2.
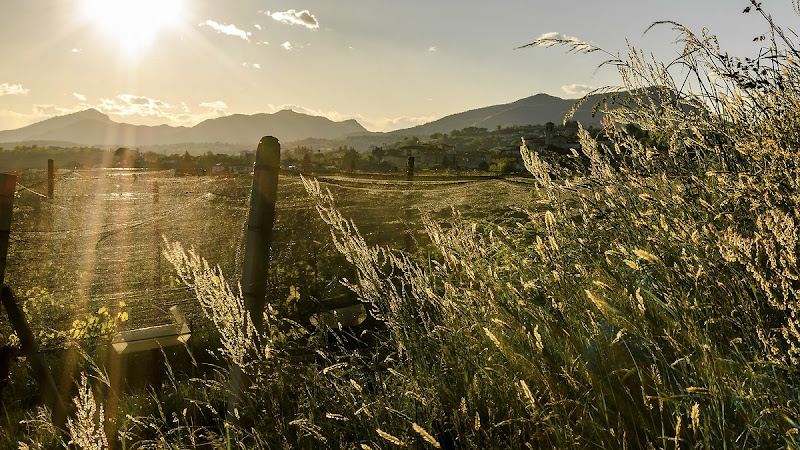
16,2,800,448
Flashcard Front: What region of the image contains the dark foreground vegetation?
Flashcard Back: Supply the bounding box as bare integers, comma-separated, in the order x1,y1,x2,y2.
5,2,800,448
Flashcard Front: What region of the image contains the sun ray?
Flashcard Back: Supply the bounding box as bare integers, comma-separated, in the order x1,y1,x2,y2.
80,0,184,57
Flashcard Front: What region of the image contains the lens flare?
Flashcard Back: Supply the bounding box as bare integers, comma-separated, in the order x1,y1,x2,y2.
81,0,183,56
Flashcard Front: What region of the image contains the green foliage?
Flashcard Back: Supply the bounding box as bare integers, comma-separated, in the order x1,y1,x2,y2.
489,157,517,173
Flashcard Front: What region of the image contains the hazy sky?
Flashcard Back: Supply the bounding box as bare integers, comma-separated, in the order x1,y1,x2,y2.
0,1,794,132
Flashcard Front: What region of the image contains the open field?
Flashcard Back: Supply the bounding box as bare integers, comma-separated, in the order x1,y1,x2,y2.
4,169,539,338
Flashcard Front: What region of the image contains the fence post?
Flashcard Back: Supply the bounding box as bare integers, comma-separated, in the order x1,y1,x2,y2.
241,136,280,333
0,174,15,287
228,137,280,423
1,288,69,430
0,174,68,430
47,159,54,198
0,174,14,406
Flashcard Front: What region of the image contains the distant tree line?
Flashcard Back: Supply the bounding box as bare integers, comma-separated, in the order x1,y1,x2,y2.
0,145,256,174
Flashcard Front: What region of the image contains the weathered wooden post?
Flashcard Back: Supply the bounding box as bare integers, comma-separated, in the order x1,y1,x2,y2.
152,181,159,204
242,136,280,333
0,174,15,286
407,156,415,180
0,174,68,430
47,159,54,198
229,136,280,422
0,174,16,407
2,288,69,430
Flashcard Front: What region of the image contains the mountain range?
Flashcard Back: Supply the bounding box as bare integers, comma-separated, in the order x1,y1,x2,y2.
0,109,368,147
389,92,608,137
0,92,614,147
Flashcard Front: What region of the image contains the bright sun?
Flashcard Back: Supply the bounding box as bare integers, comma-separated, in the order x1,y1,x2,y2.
81,0,184,55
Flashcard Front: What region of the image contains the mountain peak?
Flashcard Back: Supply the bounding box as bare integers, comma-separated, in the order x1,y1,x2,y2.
74,108,111,120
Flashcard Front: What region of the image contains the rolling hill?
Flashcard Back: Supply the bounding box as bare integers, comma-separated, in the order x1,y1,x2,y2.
0,92,626,148
388,93,612,138
0,109,369,147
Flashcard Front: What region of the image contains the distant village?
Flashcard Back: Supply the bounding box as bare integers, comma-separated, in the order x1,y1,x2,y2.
281,121,593,175
0,121,606,175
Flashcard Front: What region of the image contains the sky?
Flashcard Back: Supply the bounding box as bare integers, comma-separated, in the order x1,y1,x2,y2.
0,0,796,132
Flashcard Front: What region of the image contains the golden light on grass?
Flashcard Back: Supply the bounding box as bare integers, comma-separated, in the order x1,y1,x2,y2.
412,423,441,448
376,429,406,447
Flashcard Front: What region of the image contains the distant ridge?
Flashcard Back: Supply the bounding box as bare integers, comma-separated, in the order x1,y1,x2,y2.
0,109,368,147
388,93,612,137
0,92,625,147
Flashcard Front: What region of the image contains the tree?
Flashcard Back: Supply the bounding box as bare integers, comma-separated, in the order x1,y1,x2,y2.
341,148,359,171
490,158,516,173
370,146,385,161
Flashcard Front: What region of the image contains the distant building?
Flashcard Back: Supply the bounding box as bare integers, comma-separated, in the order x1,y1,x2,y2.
454,151,489,169
230,164,254,174
542,121,578,154
383,149,409,171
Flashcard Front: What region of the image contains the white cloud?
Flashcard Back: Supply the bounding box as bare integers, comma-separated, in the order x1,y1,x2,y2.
200,20,250,41
264,9,319,29
254,24,262,30
96,94,174,122
94,95,236,126
365,116,437,132
281,41,293,51
200,101,227,110
561,83,596,97
0,83,30,96
253,63,261,69
241,62,262,69
199,101,228,116
33,104,77,117
428,46,437,52
71,48,82,53
73,93,87,101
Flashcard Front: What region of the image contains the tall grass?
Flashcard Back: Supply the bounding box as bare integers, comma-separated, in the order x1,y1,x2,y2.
19,2,800,448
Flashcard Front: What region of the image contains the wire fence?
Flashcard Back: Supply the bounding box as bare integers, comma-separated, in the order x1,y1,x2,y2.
3,169,539,341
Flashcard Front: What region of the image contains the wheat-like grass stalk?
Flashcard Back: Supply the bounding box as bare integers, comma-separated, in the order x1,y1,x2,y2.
67,373,109,450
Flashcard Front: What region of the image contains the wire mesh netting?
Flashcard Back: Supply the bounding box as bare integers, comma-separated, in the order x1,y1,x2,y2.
4,168,539,344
